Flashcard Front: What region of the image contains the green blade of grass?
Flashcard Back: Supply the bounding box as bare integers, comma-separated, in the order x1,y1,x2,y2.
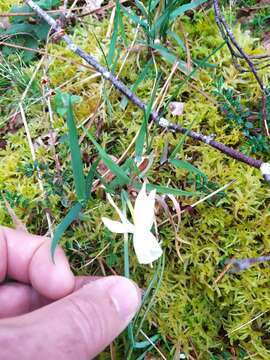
169,133,191,161
149,0,159,13
107,0,120,67
51,202,82,259
135,72,160,162
91,30,109,70
134,0,148,17
121,6,149,30
120,59,153,110
130,253,165,358
133,335,160,349
169,158,206,178
118,3,128,47
66,96,86,201
150,43,194,76
167,30,186,51
136,253,165,331
85,159,99,200
135,114,148,163
168,119,195,160
146,183,197,197
170,0,207,20
135,345,155,360
83,127,131,185
150,7,171,38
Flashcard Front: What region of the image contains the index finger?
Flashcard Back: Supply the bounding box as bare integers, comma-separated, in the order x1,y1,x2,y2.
0,227,75,300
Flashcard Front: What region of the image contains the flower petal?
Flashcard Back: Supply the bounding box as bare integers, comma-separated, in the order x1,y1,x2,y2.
102,217,134,233
106,193,127,224
134,182,156,230
133,230,162,264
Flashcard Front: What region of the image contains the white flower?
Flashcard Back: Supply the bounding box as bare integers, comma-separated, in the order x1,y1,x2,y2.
102,183,162,264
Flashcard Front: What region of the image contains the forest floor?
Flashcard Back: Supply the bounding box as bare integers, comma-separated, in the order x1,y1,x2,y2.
1,0,270,359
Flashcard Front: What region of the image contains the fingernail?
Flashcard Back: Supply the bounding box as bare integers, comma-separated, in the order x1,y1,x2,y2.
110,278,141,321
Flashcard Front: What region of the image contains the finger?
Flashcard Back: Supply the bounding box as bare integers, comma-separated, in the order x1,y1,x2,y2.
28,240,74,299
0,276,141,360
0,229,7,282
0,277,100,318
0,283,51,318
0,227,74,299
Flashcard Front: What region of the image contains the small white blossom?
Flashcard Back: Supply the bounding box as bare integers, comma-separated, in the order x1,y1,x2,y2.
102,183,162,264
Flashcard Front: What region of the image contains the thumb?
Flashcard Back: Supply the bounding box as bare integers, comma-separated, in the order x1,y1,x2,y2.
0,276,141,360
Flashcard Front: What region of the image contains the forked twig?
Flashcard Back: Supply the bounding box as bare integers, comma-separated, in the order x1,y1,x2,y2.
24,0,270,185
213,0,270,137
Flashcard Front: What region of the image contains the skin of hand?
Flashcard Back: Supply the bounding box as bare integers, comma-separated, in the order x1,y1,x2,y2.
0,226,141,360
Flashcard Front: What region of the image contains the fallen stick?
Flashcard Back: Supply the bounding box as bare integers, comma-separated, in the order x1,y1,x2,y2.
24,0,270,185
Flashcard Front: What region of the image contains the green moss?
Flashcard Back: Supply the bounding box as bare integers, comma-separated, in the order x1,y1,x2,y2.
1,3,270,359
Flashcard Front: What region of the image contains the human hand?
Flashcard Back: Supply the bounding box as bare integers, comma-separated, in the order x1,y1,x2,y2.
0,226,141,359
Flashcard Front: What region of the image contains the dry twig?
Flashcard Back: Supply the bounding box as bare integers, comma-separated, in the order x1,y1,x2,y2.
213,0,270,137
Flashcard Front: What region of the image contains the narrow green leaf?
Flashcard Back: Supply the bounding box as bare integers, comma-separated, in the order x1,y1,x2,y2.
134,254,165,337
121,6,148,29
109,159,135,190
169,158,206,178
107,0,120,66
167,30,186,51
95,172,115,193
83,127,131,185
118,5,128,47
91,30,110,70
120,59,153,110
169,120,195,160
51,202,82,259
146,183,197,197
85,159,99,200
150,43,193,75
134,0,148,17
66,97,86,201
170,0,207,20
135,345,155,360
135,72,159,162
135,115,148,163
149,0,159,13
133,335,160,349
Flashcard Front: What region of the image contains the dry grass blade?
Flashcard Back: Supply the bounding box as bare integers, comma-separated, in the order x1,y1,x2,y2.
167,194,181,232
186,179,236,210
228,311,267,335
79,243,110,269
139,329,167,360
213,260,234,284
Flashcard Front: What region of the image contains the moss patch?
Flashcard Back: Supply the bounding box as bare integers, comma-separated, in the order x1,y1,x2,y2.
1,3,270,359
